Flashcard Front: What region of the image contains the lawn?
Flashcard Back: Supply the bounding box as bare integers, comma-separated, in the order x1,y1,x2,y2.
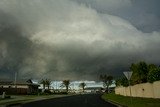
0,94,69,106
102,93,160,107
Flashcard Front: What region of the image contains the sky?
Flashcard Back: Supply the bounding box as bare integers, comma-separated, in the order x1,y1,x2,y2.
37,80,115,90
0,0,160,81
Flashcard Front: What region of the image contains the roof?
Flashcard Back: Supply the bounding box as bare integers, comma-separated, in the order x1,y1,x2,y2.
0,79,39,86
0,80,13,85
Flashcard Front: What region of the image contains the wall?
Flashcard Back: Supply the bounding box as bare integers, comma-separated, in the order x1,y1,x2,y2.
115,81,160,98
0,85,36,94
0,88,28,94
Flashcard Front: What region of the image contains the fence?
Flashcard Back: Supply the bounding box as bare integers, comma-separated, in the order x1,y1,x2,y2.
115,81,160,98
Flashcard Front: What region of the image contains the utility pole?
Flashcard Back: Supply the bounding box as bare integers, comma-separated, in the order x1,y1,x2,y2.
56,81,58,90
14,71,17,88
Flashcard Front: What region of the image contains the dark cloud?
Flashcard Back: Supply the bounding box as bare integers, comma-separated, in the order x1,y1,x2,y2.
0,10,34,79
0,0,160,80
73,0,160,32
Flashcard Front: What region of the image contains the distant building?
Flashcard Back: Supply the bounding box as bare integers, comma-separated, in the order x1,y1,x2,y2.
0,79,39,95
84,86,115,93
84,87,103,93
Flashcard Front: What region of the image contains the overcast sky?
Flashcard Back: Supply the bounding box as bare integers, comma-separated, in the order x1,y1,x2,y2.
0,0,160,80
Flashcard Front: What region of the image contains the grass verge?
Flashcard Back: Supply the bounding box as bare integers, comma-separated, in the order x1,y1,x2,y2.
0,94,71,106
102,93,160,107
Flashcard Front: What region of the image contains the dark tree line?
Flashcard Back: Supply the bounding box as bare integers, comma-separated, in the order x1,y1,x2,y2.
116,61,160,87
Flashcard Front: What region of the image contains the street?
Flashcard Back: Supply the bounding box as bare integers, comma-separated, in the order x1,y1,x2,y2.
21,94,117,107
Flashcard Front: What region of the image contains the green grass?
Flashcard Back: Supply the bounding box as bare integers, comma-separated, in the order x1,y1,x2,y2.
0,94,70,106
102,93,160,107
1,99,32,105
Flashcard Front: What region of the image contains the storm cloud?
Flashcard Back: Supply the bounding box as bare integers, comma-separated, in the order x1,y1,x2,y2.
0,0,160,80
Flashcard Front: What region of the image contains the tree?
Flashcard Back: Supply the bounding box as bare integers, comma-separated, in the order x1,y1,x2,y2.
61,80,70,93
40,79,46,90
148,64,157,71
40,79,51,90
45,79,51,90
79,82,86,92
115,78,121,87
117,62,160,86
148,66,160,83
130,61,149,85
100,74,113,93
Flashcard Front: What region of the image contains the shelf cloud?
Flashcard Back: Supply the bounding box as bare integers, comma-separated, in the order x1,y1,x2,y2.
0,0,160,80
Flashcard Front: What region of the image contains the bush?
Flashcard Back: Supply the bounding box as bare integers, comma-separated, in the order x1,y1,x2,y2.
116,77,129,87
5,95,11,99
43,90,52,94
52,90,69,94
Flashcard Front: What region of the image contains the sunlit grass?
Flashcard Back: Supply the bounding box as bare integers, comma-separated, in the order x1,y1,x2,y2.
102,93,160,107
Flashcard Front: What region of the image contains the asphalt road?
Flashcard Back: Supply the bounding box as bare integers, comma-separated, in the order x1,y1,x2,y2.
21,94,117,107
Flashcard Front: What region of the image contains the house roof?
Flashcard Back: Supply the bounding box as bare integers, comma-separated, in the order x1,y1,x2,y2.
0,79,39,86
0,80,13,85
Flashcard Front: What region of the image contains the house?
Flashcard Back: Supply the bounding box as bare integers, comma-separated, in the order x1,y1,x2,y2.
0,79,39,95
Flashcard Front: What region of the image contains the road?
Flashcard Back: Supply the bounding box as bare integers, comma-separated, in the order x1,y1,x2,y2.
21,94,117,107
